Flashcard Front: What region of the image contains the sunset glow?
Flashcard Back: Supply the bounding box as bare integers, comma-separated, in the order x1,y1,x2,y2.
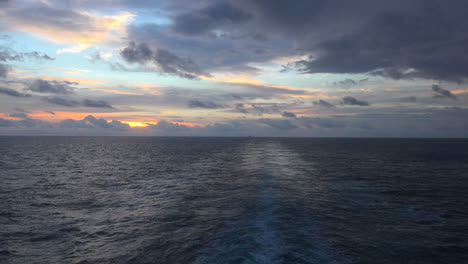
0,0,467,137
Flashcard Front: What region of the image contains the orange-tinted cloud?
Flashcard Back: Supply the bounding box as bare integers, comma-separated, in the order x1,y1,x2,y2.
453,88,468,94
121,121,157,128
20,111,204,128
1,4,134,53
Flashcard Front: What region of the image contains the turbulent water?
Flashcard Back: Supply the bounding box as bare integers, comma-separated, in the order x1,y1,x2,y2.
1,137,467,264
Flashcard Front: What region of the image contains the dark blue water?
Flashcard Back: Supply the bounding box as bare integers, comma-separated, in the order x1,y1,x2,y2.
1,137,467,264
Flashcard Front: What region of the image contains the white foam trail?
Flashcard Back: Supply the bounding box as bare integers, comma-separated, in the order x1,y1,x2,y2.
196,140,350,264
244,141,290,263
250,174,284,264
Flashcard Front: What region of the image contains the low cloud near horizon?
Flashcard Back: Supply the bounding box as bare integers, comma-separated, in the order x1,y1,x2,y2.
0,0,467,137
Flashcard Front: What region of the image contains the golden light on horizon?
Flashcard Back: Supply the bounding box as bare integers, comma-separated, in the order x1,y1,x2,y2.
121,121,204,128
121,121,157,128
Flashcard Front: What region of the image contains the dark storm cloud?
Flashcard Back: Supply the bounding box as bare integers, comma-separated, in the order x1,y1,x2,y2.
82,99,114,108
432,85,457,100
28,80,75,95
288,1,468,82
188,99,225,109
342,96,370,106
313,99,334,108
0,87,31,97
155,49,210,79
234,0,355,35
216,0,468,82
172,2,252,36
120,42,153,63
14,0,468,82
120,42,210,79
120,1,468,83
126,22,291,74
281,111,297,118
44,97,80,107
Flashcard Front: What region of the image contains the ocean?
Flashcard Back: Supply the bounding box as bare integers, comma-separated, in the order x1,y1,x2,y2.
1,137,467,264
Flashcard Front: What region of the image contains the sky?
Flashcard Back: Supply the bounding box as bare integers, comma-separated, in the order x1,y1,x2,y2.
0,0,467,137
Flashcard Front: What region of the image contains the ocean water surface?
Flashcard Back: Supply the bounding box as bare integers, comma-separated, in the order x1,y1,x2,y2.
1,137,467,263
